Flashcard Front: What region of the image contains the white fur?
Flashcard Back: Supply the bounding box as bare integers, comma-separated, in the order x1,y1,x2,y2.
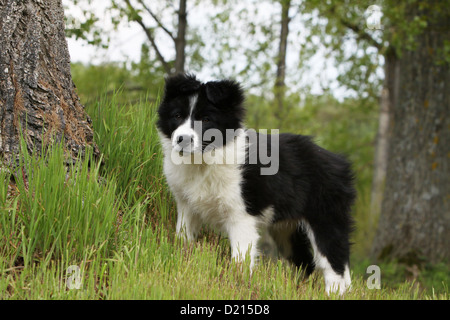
161,129,260,268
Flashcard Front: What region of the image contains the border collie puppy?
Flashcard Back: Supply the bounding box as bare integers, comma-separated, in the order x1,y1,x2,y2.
157,74,355,295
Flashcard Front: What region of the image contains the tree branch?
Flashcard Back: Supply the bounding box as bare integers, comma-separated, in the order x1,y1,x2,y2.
329,5,383,51
122,0,171,74
136,0,175,41
339,18,383,51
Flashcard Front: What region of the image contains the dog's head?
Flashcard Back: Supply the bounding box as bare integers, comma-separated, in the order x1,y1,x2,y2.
157,73,245,154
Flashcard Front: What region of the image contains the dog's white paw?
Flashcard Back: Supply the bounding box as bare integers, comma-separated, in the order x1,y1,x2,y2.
324,266,351,295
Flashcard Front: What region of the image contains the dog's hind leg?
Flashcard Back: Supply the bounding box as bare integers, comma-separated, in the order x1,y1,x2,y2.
302,221,351,295
290,226,315,276
269,222,315,276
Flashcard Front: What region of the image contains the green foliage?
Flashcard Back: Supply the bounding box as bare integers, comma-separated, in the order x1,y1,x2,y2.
298,0,384,100
66,0,448,107
85,91,170,220
71,62,133,104
384,0,448,55
64,0,109,47
71,58,164,106
0,136,121,268
302,0,450,83
130,44,166,95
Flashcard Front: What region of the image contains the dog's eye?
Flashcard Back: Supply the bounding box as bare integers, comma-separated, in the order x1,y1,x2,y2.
202,117,210,123
174,113,182,119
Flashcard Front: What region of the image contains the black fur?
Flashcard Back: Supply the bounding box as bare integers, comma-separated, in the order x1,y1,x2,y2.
158,74,245,149
241,133,355,275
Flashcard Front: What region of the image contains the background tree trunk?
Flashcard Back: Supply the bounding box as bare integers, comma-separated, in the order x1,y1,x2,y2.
274,0,290,124
0,0,98,167
174,0,187,74
371,7,450,264
370,48,398,217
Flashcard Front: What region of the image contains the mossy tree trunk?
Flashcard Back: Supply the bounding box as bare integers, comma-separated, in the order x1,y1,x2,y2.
371,5,450,264
0,0,98,167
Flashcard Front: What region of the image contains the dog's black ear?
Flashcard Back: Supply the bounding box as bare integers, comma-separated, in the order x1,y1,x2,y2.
205,80,244,109
163,73,201,99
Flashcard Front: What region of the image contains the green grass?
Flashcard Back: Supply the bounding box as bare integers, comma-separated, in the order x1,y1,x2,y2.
0,93,448,300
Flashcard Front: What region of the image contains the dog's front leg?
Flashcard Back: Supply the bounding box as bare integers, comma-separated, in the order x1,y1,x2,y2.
226,215,259,270
176,201,201,242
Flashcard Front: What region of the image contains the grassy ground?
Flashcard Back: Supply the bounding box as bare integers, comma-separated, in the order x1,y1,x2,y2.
0,94,448,300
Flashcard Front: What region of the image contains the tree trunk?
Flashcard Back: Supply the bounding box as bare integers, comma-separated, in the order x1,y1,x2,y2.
0,0,98,167
274,0,290,123
174,0,187,74
371,8,450,264
370,48,398,216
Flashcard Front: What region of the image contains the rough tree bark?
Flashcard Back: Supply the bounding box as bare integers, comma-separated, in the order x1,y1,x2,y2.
0,0,98,167
371,6,450,263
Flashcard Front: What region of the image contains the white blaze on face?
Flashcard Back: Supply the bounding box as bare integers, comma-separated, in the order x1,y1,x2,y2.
171,94,200,153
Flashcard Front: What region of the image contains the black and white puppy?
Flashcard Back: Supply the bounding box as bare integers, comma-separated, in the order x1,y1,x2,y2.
157,74,355,294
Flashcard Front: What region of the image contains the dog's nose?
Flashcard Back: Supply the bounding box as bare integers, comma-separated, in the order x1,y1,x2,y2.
177,134,193,145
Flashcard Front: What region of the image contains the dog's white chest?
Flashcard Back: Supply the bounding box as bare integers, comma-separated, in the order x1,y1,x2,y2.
164,159,245,226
